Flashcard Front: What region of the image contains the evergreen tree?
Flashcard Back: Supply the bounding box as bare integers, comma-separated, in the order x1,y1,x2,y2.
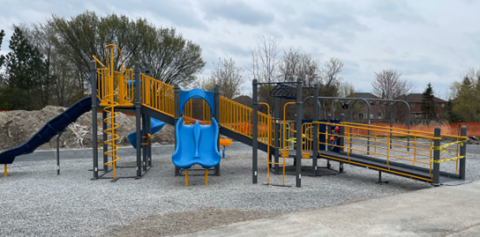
421,82,436,120
4,26,46,110
0,29,5,67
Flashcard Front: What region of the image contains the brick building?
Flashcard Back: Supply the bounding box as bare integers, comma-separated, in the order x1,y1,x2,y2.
397,93,447,118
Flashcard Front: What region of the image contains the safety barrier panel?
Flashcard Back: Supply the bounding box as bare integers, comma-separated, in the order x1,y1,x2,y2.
140,73,175,117
301,123,313,158
219,96,272,146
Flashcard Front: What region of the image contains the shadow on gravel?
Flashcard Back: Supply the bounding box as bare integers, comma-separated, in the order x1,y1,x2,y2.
107,208,279,237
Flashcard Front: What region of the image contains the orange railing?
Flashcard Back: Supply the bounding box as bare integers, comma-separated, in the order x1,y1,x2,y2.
140,73,175,117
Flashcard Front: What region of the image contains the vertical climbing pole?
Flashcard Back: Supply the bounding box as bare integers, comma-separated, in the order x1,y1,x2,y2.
174,84,180,176
91,60,98,179
135,62,142,178
312,83,319,176
460,126,467,180
295,77,303,188
146,63,153,167
433,127,441,186
214,84,221,176
252,79,258,184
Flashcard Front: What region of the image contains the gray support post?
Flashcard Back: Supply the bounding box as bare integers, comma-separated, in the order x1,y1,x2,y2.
214,84,221,176
174,84,180,176
142,115,147,171
327,114,332,168
91,60,98,178
102,110,108,171
390,105,393,149
339,113,345,172
134,62,142,177
295,77,303,187
274,97,280,174
146,63,152,167
367,104,370,155
57,133,62,175
433,127,441,186
252,79,258,184
460,126,467,180
312,84,319,176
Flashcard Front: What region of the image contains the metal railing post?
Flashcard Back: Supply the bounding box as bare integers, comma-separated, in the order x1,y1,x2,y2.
460,126,467,180
146,63,152,167
433,127,441,186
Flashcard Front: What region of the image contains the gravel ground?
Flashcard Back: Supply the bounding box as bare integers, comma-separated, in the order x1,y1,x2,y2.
1,143,479,237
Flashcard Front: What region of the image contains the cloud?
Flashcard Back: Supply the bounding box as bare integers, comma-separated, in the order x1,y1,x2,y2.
203,1,274,26
368,0,426,23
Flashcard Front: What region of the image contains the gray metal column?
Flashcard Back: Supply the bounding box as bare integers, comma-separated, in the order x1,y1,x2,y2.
274,97,280,174
214,84,221,176
460,126,467,180
295,77,303,187
146,63,152,167
252,79,258,184
134,62,142,177
327,114,331,168
174,84,180,176
57,133,62,175
91,60,98,178
433,127,441,186
102,110,108,171
142,115,147,171
339,113,345,172
141,66,147,171
312,84,319,176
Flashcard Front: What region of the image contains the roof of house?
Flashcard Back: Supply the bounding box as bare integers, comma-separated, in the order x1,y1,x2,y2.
233,95,252,107
397,93,447,103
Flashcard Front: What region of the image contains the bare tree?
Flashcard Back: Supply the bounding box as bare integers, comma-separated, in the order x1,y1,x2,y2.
251,34,281,83
278,46,322,86
371,69,413,121
200,58,243,99
372,70,412,99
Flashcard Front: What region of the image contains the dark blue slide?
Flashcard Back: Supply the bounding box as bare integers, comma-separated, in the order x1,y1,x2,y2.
0,97,94,164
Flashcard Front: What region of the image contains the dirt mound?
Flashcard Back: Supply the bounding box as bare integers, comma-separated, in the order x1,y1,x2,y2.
0,106,175,151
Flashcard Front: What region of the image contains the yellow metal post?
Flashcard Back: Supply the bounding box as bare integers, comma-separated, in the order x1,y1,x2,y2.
205,169,208,185
185,169,189,186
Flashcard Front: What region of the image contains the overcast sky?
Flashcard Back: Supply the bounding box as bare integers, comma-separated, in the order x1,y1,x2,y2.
1,0,479,98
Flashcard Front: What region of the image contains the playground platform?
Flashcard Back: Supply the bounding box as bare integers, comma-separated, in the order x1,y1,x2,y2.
176,180,480,237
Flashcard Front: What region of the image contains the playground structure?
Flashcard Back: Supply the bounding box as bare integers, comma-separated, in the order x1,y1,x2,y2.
0,44,469,188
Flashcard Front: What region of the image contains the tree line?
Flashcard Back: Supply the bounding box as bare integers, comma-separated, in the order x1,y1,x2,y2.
0,11,205,110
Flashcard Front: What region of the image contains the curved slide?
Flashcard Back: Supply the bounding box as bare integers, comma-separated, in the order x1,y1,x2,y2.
0,97,94,164
172,117,221,169
127,117,165,148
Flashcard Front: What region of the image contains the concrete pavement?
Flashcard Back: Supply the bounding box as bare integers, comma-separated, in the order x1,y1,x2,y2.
176,181,480,237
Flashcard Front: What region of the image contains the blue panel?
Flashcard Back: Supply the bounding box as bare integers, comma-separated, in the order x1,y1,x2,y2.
172,117,221,169
128,117,166,149
179,88,215,115
0,97,95,164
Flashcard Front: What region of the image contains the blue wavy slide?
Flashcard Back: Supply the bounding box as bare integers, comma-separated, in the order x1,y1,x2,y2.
172,117,221,169
0,97,95,164
127,117,165,148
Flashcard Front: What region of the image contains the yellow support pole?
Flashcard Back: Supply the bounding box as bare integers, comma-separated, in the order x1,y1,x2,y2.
4,164,7,177
185,169,189,186
205,169,208,185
